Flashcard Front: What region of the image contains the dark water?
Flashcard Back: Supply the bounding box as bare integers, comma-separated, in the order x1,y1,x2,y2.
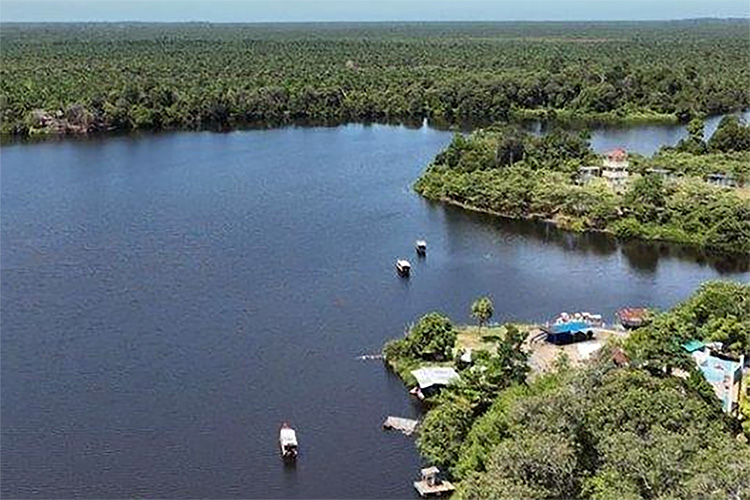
1,123,748,499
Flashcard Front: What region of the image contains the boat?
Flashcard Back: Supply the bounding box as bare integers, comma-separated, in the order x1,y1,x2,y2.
279,423,298,460
396,259,411,276
415,240,427,255
617,307,649,329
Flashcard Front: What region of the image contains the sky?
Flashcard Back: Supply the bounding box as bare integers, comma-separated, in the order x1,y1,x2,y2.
0,0,748,23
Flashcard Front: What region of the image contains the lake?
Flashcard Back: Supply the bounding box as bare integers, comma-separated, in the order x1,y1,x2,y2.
1,118,748,499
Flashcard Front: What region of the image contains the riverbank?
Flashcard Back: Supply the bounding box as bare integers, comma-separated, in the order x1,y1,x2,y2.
0,109,688,144
385,283,750,498
423,193,750,256
414,121,750,255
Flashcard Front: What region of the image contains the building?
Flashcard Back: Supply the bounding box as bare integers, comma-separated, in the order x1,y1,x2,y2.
542,321,594,346
410,367,460,399
646,168,675,182
577,166,601,184
683,340,745,414
601,148,630,190
705,173,737,188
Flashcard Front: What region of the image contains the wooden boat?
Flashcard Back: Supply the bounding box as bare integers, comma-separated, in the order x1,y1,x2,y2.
415,240,427,255
279,423,298,460
396,259,411,276
617,307,649,329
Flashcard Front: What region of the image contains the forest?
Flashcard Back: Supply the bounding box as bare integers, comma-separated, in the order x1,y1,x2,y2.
1,20,749,136
383,282,750,499
414,116,750,254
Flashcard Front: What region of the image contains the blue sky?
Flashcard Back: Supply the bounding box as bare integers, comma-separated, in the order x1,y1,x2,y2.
1,0,748,22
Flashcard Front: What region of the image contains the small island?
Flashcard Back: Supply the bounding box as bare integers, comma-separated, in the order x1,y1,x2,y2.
383,284,750,499
415,116,750,254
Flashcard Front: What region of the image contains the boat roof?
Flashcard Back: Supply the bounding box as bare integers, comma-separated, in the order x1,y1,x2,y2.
411,367,460,389
280,428,297,445
416,240,427,246
397,259,411,266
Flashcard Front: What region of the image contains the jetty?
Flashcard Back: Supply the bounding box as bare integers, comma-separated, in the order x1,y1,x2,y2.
382,416,419,436
414,466,455,497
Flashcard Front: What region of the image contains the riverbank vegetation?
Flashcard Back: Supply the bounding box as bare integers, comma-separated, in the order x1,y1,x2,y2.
385,283,750,499
415,117,750,254
1,20,749,137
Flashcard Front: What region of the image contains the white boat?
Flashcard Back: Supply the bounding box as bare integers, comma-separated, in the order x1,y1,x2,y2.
396,259,411,275
279,423,298,460
415,240,427,255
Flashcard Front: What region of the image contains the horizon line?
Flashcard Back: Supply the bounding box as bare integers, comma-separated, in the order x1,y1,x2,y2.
2,17,749,24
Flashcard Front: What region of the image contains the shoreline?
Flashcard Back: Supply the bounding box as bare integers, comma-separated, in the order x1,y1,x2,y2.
421,193,750,258
0,109,715,145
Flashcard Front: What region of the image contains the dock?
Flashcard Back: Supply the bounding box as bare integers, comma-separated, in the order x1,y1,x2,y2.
413,467,455,497
382,416,419,436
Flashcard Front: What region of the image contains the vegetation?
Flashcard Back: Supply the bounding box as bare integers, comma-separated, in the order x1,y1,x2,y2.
383,312,457,383
470,296,494,335
626,280,750,363
415,118,750,254
394,283,750,499
1,20,749,137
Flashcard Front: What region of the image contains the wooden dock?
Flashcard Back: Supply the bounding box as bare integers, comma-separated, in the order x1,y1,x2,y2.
413,467,455,497
382,416,419,436
413,479,455,497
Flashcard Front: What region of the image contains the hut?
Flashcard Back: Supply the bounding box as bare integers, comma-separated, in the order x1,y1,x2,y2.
543,321,594,345
410,367,460,399
413,467,455,497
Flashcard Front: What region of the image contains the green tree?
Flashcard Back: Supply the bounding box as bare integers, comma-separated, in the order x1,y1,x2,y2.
408,312,457,361
471,296,494,335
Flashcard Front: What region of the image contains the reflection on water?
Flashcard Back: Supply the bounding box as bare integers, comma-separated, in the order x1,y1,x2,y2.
441,203,749,274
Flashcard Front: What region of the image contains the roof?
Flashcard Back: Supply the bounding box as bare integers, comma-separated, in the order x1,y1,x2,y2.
280,428,297,446
682,340,706,353
549,321,591,334
411,367,460,389
607,148,628,160
421,466,440,475
612,348,630,366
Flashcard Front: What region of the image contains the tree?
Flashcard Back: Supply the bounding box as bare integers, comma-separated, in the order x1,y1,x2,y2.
492,325,530,385
709,115,750,153
471,296,494,335
408,312,457,361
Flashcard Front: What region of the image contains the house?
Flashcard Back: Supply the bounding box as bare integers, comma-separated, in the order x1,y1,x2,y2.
410,367,460,399
705,173,737,188
601,148,630,190
647,168,675,181
577,166,601,184
683,340,745,414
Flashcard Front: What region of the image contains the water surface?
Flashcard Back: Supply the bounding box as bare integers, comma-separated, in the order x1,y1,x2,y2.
1,123,748,499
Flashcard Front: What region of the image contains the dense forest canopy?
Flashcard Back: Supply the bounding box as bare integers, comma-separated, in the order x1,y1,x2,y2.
1,20,749,135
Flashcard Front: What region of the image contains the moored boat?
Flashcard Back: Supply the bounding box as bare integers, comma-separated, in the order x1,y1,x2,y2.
279,423,298,460
396,259,411,276
415,240,427,255
617,307,649,329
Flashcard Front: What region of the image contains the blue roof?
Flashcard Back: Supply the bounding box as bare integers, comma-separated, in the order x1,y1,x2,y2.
682,340,706,353
549,321,591,334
